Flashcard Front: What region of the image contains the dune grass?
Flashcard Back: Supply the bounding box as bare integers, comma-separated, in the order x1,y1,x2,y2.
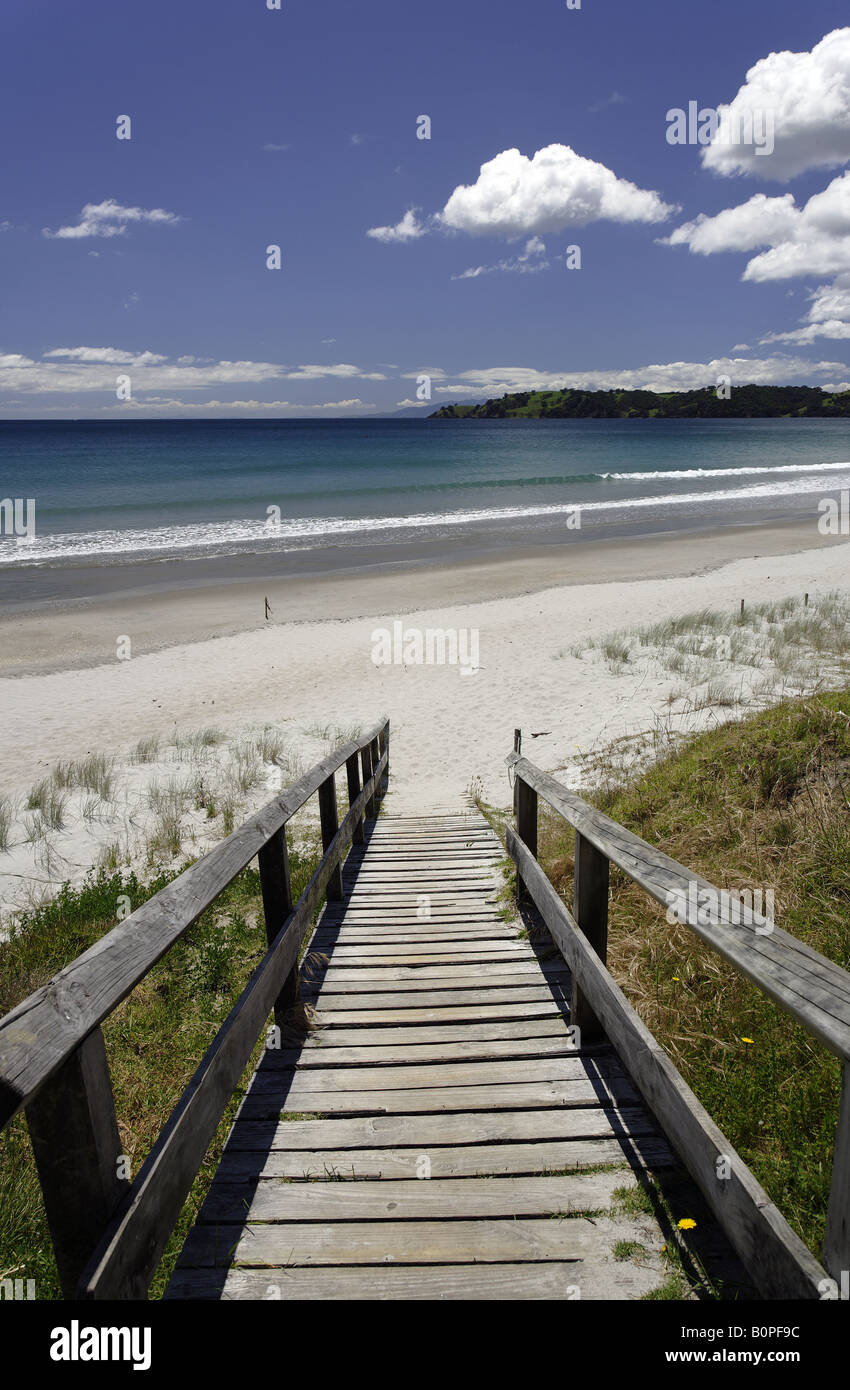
566,591,850,706
51,753,114,800
0,829,323,1300
527,691,850,1262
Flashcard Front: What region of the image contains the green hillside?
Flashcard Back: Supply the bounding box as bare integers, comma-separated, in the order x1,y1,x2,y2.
431,385,850,419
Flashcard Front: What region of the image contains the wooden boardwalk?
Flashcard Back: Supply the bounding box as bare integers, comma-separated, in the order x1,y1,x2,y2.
168,811,710,1300
4,720,841,1300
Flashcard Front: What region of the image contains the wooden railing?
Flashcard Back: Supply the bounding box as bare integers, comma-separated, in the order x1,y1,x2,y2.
0,718,389,1300
507,735,849,1300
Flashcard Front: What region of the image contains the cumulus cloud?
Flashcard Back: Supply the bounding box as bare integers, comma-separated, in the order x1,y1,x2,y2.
366,209,428,243
702,27,850,180
452,236,549,279
662,194,800,255
439,144,675,237
43,199,182,240
664,171,850,286
408,355,848,397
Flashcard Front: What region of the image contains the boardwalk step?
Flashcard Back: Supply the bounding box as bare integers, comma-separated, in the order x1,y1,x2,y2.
168,811,717,1301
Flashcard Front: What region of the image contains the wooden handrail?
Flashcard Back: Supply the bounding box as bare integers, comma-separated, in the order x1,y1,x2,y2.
0,718,387,1126
0,718,389,1298
507,752,850,1060
506,738,849,1294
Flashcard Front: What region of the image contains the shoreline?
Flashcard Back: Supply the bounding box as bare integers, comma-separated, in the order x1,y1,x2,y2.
0,517,843,678
1,529,849,910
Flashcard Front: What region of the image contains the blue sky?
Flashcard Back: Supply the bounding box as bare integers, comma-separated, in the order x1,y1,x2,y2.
2,0,850,416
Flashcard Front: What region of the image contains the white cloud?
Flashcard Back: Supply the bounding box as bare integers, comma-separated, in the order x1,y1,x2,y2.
439,144,675,237
43,199,182,240
0,349,389,394
760,276,850,343
412,355,848,397
43,347,168,365
263,143,290,152
664,170,850,305
395,398,431,408
661,193,800,255
702,27,850,180
452,236,549,279
366,209,428,243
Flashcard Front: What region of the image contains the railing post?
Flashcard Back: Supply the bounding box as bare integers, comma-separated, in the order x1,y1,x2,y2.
370,733,381,805
516,775,538,902
258,826,297,1022
361,740,376,819
378,722,389,798
513,729,522,817
319,771,344,900
26,1026,130,1298
572,830,610,1043
824,1060,850,1280
346,752,363,845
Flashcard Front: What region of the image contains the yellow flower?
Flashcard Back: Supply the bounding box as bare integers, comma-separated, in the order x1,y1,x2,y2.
672,976,680,982
677,1218,697,1231
741,1037,754,1044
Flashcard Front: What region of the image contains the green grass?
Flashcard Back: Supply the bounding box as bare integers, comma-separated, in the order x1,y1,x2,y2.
534,690,850,1264
132,734,161,764
613,1239,647,1261
0,798,14,852
51,753,115,799
25,781,68,831
0,833,322,1300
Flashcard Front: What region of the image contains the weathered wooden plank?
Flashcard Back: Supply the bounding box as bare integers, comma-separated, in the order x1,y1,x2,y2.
507,825,828,1300
269,1034,585,1067
309,997,570,1025
201,1171,650,1222
165,1260,661,1301
213,1135,675,1181
302,980,569,1003
26,1027,129,1298
318,772,343,901
265,1075,642,1116
310,961,564,985
174,1214,647,1267
302,1017,577,1047
315,945,534,963
572,830,610,1044
258,827,297,1023
226,1100,653,1150
255,1054,626,1093
824,1060,850,1279
311,929,521,945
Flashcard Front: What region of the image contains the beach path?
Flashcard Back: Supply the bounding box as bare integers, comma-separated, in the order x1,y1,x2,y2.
166,811,728,1300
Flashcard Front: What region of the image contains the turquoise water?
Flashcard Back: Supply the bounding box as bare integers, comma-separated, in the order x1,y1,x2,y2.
1,417,850,564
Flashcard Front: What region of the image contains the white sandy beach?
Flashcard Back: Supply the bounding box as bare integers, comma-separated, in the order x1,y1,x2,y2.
1,530,850,920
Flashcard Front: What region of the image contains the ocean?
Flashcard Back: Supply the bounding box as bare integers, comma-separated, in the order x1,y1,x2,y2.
1,416,850,569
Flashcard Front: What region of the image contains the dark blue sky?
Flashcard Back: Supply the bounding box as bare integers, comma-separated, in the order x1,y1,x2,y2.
2,0,850,415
